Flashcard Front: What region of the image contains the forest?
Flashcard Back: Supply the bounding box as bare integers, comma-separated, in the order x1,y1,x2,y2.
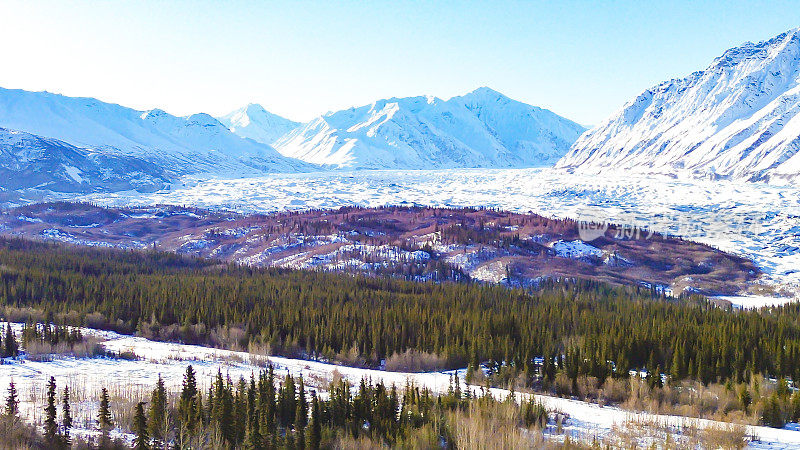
1,237,800,434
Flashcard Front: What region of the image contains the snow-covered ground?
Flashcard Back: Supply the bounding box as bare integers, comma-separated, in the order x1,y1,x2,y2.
714,295,800,309
1,326,800,447
75,168,800,293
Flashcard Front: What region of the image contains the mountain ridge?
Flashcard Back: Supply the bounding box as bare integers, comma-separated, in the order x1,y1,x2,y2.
271,87,586,169
0,87,314,176
557,27,800,183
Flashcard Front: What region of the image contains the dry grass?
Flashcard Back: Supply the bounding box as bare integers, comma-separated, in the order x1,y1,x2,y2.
384,349,449,372
602,417,748,449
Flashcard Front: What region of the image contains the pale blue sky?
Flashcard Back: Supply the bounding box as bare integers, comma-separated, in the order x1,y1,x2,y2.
0,1,799,125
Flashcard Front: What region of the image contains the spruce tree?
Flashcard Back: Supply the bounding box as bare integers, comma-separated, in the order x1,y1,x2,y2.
134,401,150,450
211,370,234,445
233,377,248,445
279,374,296,428
296,376,308,429
244,375,262,450
4,380,18,416
148,374,168,448
4,323,17,358
97,387,114,446
306,394,322,450
44,376,59,445
61,386,72,447
295,398,306,449
179,365,198,434
259,366,277,438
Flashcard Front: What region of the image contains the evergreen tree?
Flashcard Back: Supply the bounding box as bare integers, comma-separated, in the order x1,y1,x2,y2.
178,365,199,434
4,322,17,358
258,366,277,442
295,395,306,449
211,370,234,445
43,376,59,445
148,374,168,449
61,386,72,447
296,376,308,429
244,375,262,450
279,373,297,428
133,401,150,450
4,380,18,417
306,394,322,450
233,377,248,445
97,387,114,447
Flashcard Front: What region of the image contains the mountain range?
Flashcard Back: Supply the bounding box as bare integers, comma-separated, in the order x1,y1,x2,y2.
269,87,585,169
0,87,312,181
0,87,584,194
3,26,800,196
557,27,800,183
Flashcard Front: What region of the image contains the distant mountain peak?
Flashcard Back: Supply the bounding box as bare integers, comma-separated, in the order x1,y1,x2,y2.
463,86,506,99
273,89,585,169
187,113,225,127
141,108,168,120
218,104,299,145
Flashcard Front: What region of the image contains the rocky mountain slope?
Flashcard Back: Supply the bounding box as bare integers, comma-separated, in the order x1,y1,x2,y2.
557,28,800,183
272,87,585,169
0,128,169,196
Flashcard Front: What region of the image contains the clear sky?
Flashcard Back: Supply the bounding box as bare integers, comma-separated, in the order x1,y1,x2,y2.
1,1,799,125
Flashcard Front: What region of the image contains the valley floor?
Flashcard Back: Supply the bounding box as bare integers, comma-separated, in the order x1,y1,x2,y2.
69,168,800,296
1,326,800,448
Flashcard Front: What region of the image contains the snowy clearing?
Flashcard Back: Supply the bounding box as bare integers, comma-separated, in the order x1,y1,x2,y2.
1,327,799,447
714,295,800,309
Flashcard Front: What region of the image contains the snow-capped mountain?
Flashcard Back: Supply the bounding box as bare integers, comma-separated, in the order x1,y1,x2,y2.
218,103,300,145
0,87,313,176
273,87,585,169
557,28,800,183
0,127,169,193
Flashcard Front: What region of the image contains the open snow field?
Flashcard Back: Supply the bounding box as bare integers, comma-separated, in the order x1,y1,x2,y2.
1,326,800,447
76,168,800,293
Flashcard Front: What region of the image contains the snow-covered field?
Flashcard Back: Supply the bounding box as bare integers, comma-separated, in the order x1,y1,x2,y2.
1,327,800,447
76,168,800,292
712,295,800,310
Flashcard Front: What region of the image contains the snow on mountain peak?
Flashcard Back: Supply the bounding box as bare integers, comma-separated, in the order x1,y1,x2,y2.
463,86,506,101
273,88,585,169
0,87,314,176
186,113,225,127
218,103,300,145
141,108,168,120
557,27,800,183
